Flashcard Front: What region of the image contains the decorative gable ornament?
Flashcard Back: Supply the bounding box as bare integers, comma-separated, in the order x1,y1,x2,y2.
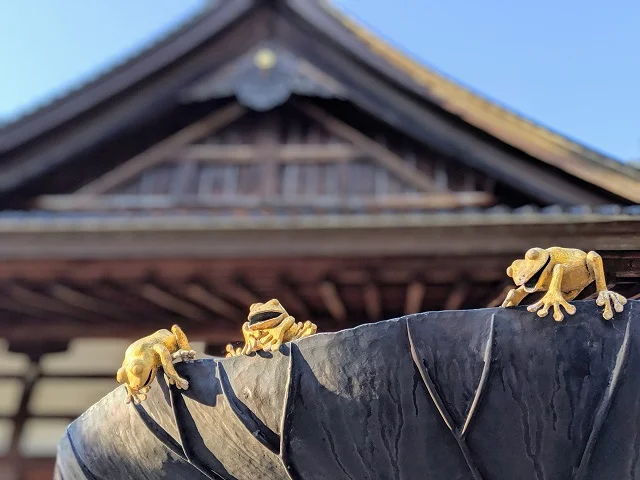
182,42,347,111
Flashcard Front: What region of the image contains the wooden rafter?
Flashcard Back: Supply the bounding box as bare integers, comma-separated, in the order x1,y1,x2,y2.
277,276,312,321
224,278,260,309
49,284,134,322
319,280,347,322
138,284,206,321
296,101,437,192
363,281,382,321
405,281,426,315
181,283,242,321
444,281,470,311
75,102,247,195
7,284,90,322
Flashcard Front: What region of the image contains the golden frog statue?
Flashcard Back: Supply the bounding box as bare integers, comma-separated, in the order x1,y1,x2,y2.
502,247,626,322
116,324,195,404
225,299,317,357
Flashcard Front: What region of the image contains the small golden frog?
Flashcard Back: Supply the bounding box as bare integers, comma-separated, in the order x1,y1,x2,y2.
502,247,626,321
116,325,195,404
225,299,317,357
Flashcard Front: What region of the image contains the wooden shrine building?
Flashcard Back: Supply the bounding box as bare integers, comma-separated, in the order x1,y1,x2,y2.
0,0,639,477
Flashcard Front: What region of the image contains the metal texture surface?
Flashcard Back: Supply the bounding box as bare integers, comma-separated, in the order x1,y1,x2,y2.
56,300,640,479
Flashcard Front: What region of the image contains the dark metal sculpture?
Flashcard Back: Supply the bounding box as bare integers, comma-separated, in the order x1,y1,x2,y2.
56,300,639,479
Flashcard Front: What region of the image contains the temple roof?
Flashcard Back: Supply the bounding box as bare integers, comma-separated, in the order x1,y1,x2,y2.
0,0,638,203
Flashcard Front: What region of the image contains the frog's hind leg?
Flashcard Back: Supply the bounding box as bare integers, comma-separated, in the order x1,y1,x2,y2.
171,324,192,350
171,324,196,362
586,251,627,320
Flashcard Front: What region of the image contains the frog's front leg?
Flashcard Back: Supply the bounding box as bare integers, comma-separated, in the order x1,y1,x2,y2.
259,316,296,352
240,322,265,355
154,344,189,390
501,286,530,308
527,264,577,321
586,251,627,320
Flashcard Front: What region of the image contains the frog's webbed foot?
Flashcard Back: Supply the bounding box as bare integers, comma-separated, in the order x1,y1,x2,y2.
172,349,196,363
166,373,189,390
260,317,295,352
527,291,576,322
224,344,245,358
124,387,148,405
596,290,626,320
259,331,284,352
298,320,317,338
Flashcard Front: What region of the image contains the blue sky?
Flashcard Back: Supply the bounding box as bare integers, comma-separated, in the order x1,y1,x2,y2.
1,0,638,161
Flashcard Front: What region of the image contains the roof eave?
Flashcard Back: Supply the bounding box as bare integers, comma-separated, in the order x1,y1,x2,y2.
0,211,637,260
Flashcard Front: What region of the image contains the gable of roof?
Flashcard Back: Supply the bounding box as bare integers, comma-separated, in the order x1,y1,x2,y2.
296,0,640,202
0,0,638,204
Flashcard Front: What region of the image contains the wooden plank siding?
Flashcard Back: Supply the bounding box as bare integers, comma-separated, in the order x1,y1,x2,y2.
36,103,498,213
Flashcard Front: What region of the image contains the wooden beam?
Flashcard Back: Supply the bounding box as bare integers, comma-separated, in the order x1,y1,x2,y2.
49,284,134,322
75,102,247,195
319,281,347,322
296,102,437,192
138,284,206,321
7,284,90,321
363,282,382,321
444,281,470,311
405,281,426,315
181,283,242,321
224,277,261,309
36,191,495,211
278,276,312,321
183,143,359,163
0,295,61,319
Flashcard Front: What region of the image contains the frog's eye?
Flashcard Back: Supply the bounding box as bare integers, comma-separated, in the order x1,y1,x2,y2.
250,303,261,310
525,248,540,260
132,364,144,375
506,266,513,277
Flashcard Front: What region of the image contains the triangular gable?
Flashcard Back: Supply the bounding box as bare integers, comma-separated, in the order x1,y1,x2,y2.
292,0,640,202
1,1,638,206
36,97,497,213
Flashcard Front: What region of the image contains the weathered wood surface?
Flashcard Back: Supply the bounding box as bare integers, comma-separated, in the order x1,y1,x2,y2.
55,300,640,479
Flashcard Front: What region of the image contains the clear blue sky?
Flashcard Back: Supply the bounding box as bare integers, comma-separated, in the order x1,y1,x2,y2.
1,0,638,161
